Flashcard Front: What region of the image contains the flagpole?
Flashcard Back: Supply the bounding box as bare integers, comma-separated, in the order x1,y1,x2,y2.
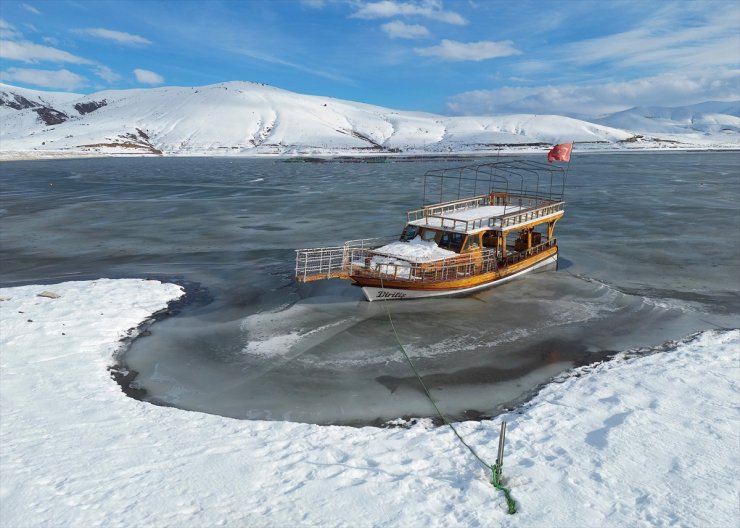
562,140,574,199
492,146,501,196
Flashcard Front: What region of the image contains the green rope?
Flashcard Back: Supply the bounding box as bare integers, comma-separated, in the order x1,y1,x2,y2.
377,278,517,514
492,463,518,514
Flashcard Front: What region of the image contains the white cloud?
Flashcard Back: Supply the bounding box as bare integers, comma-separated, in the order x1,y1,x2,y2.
512,61,551,75
77,28,151,46
444,5,740,117
446,69,740,117
561,7,740,71
415,39,520,61
234,48,353,84
0,28,120,87
21,3,41,15
0,39,92,64
0,18,23,40
133,68,164,85
381,20,429,39
94,65,120,83
353,1,467,25
0,67,85,90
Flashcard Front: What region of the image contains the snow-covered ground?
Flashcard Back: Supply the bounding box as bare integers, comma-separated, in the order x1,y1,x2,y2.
0,279,738,527
1,81,738,159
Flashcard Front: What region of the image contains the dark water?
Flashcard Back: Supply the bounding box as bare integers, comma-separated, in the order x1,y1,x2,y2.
1,153,738,425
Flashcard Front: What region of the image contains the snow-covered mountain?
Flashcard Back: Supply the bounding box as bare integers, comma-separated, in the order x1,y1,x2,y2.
1,81,737,157
595,101,740,140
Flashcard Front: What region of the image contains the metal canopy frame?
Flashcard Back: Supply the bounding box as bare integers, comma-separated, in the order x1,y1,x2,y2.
421,159,566,207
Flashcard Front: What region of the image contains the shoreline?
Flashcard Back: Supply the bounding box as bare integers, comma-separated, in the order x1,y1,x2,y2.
2,144,739,162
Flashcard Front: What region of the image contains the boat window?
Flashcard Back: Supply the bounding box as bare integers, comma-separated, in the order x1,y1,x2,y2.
421,229,438,242
482,230,498,248
438,231,465,252
463,233,481,252
400,225,419,241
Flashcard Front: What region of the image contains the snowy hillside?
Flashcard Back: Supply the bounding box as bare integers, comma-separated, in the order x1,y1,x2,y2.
1,81,738,158
595,101,740,142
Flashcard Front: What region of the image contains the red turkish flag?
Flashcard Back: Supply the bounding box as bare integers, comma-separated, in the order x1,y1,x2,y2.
547,143,573,163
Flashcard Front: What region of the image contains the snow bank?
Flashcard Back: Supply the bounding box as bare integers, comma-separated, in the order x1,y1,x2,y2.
1,279,737,527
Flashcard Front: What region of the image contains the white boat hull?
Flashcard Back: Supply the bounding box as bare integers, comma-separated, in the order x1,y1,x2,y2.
361,254,557,301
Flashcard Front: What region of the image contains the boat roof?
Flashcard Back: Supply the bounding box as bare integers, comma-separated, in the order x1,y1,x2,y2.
412,204,519,224
409,204,521,232
408,201,563,235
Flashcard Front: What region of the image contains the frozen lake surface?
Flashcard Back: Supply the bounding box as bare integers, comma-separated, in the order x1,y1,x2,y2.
1,152,738,424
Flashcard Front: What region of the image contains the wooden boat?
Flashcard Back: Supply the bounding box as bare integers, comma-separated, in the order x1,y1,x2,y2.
295,159,566,301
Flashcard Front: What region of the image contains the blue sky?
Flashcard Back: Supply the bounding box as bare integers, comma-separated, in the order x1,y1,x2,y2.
1,0,738,117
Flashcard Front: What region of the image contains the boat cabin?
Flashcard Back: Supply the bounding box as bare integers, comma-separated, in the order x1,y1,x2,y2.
401,222,545,258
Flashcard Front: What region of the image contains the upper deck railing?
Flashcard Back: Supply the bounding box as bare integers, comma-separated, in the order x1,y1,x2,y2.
407,192,564,233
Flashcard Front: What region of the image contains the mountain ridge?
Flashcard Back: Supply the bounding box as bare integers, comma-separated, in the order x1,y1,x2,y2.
1,81,738,157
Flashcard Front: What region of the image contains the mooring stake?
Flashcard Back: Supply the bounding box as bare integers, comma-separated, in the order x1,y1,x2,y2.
491,421,516,514
496,421,507,479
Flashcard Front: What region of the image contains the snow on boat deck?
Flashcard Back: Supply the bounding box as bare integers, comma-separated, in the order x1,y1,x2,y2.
439,204,521,221
412,203,567,234
410,204,524,230
372,236,457,263
0,279,737,527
